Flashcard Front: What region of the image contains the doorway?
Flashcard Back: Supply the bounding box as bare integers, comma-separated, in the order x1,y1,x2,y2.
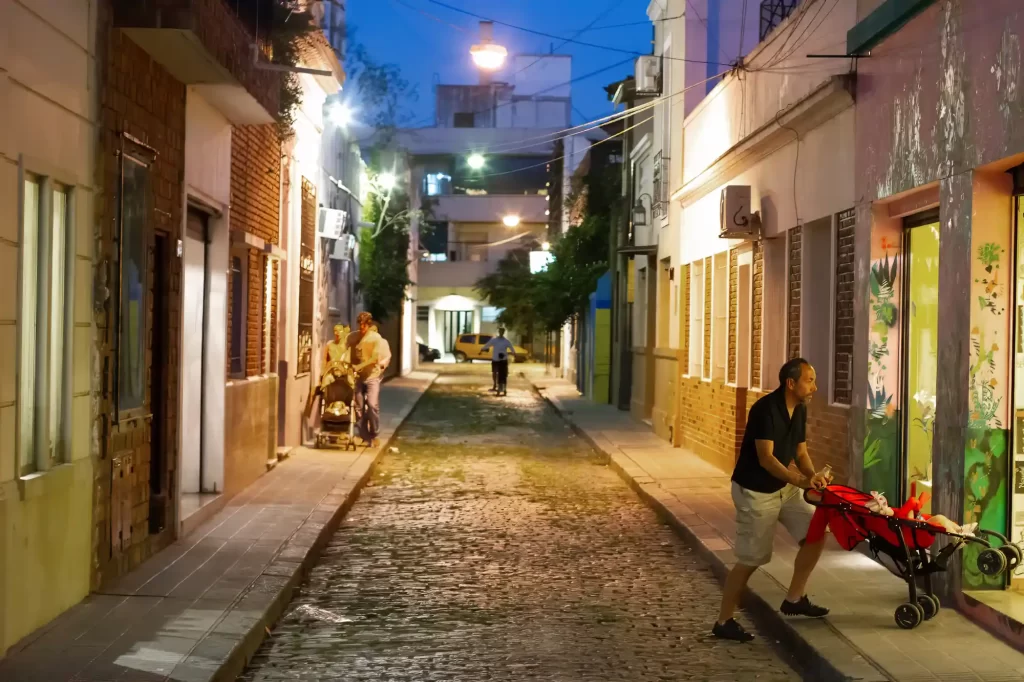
901,214,941,515
442,310,474,354
181,208,209,495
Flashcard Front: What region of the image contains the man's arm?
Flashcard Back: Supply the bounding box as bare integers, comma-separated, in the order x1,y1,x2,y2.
795,442,816,478
755,440,809,488
481,339,495,352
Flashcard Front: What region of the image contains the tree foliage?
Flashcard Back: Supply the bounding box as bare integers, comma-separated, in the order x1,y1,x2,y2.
475,162,618,333
345,37,419,139
358,187,412,321
266,1,317,139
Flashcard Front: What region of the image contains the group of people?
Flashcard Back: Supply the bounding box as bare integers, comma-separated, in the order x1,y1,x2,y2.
318,311,391,447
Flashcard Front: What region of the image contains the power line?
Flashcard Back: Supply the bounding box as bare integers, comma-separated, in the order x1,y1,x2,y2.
578,13,683,31
389,0,470,32
510,0,625,83
426,0,737,67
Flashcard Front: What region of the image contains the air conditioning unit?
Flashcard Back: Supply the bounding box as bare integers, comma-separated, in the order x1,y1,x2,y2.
635,55,662,97
317,207,348,240
719,185,761,240
330,233,357,261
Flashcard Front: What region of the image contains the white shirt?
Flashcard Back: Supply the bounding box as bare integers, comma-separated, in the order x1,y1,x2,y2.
481,336,515,362
377,337,392,371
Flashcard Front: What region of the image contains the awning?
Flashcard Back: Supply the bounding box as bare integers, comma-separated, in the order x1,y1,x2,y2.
617,244,658,257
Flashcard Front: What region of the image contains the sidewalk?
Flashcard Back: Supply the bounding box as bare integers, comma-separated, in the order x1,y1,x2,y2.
532,376,1024,682
0,371,437,682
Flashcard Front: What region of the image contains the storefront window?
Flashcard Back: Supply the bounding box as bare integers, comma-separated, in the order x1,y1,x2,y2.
903,221,940,515
1011,196,1024,581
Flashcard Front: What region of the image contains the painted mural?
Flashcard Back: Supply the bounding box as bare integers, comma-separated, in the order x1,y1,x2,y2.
964,240,1011,590
865,232,902,497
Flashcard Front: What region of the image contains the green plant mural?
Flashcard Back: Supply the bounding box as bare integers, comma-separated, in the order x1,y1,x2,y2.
964,242,1010,590
864,236,901,497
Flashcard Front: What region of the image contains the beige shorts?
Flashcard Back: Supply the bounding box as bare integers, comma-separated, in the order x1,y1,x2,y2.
732,481,815,567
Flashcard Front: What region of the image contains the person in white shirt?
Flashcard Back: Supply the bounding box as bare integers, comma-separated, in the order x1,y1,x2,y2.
350,312,385,446
370,323,392,373
481,327,515,396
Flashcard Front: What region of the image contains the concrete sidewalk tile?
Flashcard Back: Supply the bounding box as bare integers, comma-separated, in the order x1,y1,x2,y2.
0,372,437,682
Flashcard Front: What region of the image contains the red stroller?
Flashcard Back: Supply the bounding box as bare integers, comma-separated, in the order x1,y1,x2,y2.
804,484,1022,630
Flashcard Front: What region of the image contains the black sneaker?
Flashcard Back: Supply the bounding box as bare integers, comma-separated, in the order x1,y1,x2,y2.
780,596,829,618
712,618,754,642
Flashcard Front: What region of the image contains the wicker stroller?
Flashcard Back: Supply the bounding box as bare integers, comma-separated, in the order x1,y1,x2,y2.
312,358,358,451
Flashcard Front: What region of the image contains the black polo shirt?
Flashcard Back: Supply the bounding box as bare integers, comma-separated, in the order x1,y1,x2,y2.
731,388,806,493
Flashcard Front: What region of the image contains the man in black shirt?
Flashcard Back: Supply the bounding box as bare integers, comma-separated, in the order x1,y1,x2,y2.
712,358,832,642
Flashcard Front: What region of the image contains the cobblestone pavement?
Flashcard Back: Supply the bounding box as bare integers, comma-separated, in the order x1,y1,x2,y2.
239,367,801,681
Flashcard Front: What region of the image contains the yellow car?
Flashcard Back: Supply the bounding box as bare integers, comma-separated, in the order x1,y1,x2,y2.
453,333,529,363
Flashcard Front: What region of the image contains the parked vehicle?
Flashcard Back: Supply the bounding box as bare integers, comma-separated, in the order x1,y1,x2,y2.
453,333,529,363
418,343,441,362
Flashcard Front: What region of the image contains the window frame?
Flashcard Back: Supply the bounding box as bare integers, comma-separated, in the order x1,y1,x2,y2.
115,136,156,422
711,251,729,381
688,260,705,377
17,161,76,477
229,249,249,379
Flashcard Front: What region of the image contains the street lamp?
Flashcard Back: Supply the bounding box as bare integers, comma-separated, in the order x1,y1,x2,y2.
470,21,507,71
542,241,551,251
468,153,486,170
329,102,353,127
633,193,652,227
378,172,397,191
502,214,521,228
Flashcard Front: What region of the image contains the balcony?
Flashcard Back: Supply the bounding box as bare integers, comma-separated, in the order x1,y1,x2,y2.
114,0,281,124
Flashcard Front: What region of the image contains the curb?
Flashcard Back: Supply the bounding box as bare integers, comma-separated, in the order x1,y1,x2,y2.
198,373,438,682
529,379,888,682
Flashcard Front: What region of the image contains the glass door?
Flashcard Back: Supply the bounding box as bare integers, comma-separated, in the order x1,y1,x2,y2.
902,219,941,514
1012,196,1024,584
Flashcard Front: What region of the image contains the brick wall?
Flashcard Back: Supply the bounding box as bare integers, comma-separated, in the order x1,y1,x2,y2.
787,226,802,360
751,242,763,388
93,17,186,587
229,124,281,379
703,256,712,376
833,209,855,404
728,249,738,384
678,378,747,473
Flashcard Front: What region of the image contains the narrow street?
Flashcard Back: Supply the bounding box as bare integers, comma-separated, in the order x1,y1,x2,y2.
239,366,800,681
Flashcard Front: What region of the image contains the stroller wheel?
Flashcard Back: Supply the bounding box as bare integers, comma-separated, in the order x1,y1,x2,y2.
895,602,924,630
999,544,1022,572
978,547,1008,576
916,594,940,620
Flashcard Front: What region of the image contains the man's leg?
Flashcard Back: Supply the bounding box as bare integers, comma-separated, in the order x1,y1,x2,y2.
779,485,829,616
714,484,780,641
365,377,381,443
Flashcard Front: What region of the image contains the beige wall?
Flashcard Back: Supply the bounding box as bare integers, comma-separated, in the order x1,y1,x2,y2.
224,376,278,497
0,0,97,655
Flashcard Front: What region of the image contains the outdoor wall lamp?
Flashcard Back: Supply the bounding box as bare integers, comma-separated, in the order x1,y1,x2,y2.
468,153,486,170
502,214,521,227
633,193,652,227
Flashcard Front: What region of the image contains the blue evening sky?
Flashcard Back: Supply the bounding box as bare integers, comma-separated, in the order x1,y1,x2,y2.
347,0,654,127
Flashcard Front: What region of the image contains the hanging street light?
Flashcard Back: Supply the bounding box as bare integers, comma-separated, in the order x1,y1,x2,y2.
470,21,507,72
378,172,397,191
633,193,652,227
330,102,354,127
468,153,486,170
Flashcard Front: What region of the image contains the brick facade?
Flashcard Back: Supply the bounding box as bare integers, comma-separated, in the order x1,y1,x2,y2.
727,249,738,384
751,242,763,388
93,15,186,587
787,226,801,360
229,124,281,379
833,209,855,404
679,379,747,473
703,257,712,377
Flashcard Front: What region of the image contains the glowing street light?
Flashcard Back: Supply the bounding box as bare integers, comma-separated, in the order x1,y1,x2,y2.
542,241,551,251
330,102,353,127
468,153,486,170
502,214,521,228
378,172,397,191
471,43,508,70
470,21,507,71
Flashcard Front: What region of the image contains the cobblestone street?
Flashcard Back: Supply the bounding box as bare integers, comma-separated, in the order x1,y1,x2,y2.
239,367,801,681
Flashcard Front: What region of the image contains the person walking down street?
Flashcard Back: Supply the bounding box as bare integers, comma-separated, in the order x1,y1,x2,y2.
350,312,384,447
713,358,833,642
481,327,515,396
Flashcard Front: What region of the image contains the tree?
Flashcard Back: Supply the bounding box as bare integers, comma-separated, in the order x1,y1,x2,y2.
358,183,412,321
474,248,542,337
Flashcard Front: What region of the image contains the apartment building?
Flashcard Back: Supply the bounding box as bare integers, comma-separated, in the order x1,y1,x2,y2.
401,56,586,360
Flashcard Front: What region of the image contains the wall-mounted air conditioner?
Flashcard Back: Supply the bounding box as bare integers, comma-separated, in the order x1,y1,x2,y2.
719,185,761,240
635,55,662,97
330,233,357,261
318,207,348,240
